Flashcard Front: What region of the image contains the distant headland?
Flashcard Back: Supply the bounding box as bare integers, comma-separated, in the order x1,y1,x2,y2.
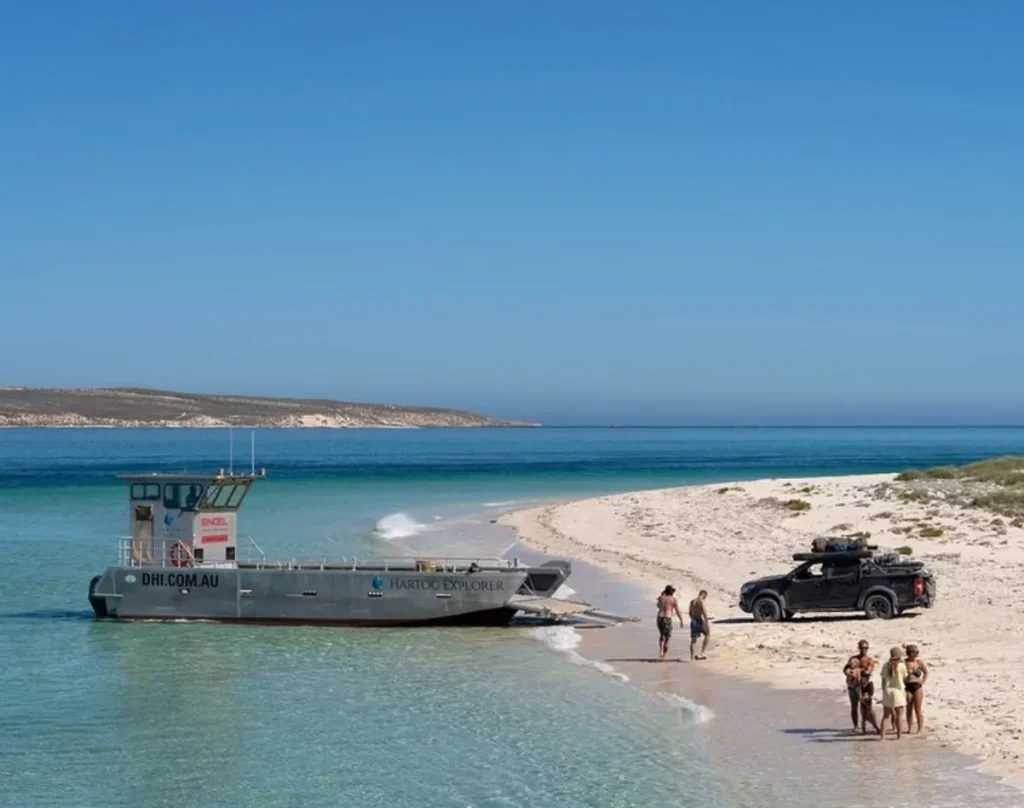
0,387,537,429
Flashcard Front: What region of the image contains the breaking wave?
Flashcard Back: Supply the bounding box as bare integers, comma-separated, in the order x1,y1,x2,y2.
660,692,715,724
374,512,426,540
526,625,629,683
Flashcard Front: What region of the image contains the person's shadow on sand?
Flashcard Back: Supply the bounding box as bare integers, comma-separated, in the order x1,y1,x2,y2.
782,728,876,743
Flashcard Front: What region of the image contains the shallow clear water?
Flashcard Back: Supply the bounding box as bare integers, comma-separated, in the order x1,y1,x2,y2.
3,427,1024,806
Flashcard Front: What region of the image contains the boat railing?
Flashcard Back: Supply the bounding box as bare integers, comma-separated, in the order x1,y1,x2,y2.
117,536,266,568
116,538,516,573
242,535,266,565
242,556,517,573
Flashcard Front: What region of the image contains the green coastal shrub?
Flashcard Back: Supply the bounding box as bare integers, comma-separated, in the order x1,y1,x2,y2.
919,526,944,538
971,489,1024,518
960,456,1024,485
784,499,811,512
895,456,1024,487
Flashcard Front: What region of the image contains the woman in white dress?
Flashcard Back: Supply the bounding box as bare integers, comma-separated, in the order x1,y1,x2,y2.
879,645,908,740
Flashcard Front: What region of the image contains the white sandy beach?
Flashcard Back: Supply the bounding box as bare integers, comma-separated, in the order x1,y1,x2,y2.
501,473,1024,786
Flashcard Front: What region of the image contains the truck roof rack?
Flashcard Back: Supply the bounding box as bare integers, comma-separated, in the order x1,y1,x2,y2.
792,550,874,562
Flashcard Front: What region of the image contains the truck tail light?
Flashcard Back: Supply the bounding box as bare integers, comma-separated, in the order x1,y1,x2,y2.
914,577,923,597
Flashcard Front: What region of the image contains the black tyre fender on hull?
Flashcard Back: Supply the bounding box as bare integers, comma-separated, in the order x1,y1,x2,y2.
88,575,109,619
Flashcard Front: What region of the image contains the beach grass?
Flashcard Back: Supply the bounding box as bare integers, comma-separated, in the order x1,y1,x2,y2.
971,489,1024,518
897,456,1024,486
784,499,811,512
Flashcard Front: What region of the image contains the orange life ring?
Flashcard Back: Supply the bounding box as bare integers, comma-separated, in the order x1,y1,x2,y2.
168,541,193,568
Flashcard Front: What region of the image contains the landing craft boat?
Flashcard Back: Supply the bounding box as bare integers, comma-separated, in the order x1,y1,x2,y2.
88,470,576,626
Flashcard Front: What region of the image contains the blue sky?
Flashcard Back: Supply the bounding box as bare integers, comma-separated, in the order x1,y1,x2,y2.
1,2,1022,425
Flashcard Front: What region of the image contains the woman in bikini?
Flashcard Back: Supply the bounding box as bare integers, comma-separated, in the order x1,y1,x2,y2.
904,644,929,733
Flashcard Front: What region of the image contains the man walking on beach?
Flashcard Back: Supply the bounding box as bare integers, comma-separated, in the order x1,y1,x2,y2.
689,590,711,661
656,586,684,661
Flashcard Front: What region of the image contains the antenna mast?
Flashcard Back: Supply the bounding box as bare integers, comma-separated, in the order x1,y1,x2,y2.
229,427,234,475
250,430,255,476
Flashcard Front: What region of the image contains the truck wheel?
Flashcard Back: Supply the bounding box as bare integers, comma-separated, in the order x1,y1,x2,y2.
752,596,782,622
864,593,895,620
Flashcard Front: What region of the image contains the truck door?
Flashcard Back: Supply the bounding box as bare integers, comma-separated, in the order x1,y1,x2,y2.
822,561,862,608
785,562,828,610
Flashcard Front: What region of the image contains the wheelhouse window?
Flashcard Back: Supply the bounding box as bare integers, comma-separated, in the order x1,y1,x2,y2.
213,485,237,508
199,482,251,510
226,485,248,508
163,483,205,511
131,483,161,501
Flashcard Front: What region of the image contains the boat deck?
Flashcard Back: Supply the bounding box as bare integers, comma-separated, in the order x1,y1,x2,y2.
507,595,640,626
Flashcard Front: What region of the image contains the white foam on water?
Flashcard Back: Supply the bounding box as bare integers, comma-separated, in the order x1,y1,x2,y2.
526,625,629,683
374,512,427,540
660,692,715,724
551,584,577,601
483,500,518,507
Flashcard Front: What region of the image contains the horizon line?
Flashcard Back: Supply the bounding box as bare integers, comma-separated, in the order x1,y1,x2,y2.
537,424,1024,429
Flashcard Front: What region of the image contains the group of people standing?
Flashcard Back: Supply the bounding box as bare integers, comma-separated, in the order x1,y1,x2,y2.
651,592,930,744
843,639,928,739
655,586,710,661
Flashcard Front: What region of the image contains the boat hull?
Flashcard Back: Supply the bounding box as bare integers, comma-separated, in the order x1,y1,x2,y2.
89,564,552,626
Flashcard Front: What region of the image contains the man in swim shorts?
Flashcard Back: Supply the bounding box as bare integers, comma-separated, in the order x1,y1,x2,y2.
842,640,875,731
655,585,684,661
689,590,711,661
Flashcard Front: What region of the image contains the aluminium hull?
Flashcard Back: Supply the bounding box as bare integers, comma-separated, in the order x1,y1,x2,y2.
89,565,552,626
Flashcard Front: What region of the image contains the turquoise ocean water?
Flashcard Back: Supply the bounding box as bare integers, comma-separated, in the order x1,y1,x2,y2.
3,427,1024,807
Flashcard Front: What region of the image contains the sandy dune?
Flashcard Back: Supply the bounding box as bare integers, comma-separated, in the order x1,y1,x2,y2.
501,474,1024,786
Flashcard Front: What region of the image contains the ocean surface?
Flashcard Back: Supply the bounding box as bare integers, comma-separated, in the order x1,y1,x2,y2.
3,427,1024,807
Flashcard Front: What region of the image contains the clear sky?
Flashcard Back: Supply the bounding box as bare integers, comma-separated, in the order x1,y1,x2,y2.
1,2,1022,425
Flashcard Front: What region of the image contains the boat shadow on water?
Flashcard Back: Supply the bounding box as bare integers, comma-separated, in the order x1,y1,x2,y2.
0,608,95,621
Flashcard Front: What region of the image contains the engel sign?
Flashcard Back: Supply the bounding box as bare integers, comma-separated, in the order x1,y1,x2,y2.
200,514,232,544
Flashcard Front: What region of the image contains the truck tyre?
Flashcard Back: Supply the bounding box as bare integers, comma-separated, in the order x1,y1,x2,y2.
864,593,895,620
752,595,782,622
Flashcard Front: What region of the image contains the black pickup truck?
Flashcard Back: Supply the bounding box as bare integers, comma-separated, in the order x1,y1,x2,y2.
738,544,936,621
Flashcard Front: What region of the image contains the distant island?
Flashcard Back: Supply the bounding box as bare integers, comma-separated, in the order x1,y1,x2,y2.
0,387,537,429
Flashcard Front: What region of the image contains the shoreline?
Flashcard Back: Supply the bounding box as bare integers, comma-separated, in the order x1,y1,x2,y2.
513,549,1020,803
500,472,1024,789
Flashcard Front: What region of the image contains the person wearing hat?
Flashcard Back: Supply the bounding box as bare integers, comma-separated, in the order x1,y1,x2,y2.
880,645,909,740
655,585,684,661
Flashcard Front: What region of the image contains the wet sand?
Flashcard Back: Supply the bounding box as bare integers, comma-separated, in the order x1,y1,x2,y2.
513,547,1022,806
501,473,1024,785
